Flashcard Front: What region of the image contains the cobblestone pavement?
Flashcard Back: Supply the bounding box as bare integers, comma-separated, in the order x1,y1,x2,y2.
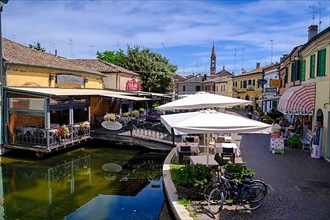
189,109,330,220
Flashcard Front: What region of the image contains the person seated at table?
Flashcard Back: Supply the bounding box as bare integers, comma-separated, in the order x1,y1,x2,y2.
287,125,296,137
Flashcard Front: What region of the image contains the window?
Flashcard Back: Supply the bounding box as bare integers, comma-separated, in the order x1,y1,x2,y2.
310,54,315,79
285,67,288,83
195,85,201,91
317,49,326,77
291,60,300,82
300,60,306,81
240,81,243,88
183,86,186,91
243,80,247,88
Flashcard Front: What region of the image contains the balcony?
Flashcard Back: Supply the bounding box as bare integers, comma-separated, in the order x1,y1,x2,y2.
6,122,91,154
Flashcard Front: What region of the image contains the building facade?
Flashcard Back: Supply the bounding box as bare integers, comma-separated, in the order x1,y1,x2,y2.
232,63,264,111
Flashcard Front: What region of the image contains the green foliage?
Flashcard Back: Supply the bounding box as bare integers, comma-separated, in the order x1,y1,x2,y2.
132,110,139,117
96,49,126,66
29,42,46,52
171,164,213,189
122,112,131,117
261,114,273,124
97,45,177,93
139,108,145,113
224,164,255,180
178,197,191,207
152,102,160,109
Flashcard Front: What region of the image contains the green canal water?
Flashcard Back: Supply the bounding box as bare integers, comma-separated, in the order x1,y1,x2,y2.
0,141,171,220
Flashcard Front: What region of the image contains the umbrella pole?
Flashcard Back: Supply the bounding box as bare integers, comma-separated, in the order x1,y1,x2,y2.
203,134,206,154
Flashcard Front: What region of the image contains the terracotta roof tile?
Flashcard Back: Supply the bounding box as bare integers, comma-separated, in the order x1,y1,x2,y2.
69,59,139,76
3,38,105,77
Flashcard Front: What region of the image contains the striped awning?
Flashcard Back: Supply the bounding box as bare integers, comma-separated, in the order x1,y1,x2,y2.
278,83,316,115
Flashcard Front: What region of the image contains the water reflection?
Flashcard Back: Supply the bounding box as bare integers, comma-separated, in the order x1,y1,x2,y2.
0,144,168,220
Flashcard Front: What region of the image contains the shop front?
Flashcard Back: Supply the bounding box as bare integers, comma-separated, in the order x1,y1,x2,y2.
278,83,316,149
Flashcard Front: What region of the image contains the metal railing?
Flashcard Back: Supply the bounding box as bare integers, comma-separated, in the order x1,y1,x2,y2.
8,122,91,149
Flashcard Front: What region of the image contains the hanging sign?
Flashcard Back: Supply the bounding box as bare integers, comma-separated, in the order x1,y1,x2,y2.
126,77,141,91
57,75,84,86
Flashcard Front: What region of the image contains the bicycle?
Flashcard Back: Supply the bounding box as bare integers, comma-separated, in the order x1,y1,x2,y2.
207,171,266,215
204,154,268,201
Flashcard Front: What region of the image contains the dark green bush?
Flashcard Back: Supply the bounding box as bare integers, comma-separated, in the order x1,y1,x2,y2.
224,163,255,180
171,164,213,189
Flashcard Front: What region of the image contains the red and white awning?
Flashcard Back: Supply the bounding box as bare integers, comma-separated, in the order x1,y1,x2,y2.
278,83,316,115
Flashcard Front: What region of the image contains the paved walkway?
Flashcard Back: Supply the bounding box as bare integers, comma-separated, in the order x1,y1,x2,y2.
187,109,330,220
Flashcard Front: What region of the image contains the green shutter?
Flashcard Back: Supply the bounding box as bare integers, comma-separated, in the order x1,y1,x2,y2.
300,60,306,81
310,54,315,79
317,49,326,77
285,67,288,83
291,63,295,81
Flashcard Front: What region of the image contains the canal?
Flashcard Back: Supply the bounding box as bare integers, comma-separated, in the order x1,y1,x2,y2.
0,140,172,220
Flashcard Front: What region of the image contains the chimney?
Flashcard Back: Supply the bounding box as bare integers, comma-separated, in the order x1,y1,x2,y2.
256,62,260,69
55,49,57,56
308,25,318,41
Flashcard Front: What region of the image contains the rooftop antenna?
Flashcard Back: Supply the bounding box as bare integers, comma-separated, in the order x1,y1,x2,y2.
241,48,244,70
309,5,316,25
318,1,322,32
49,39,52,54
234,48,237,74
69,38,74,58
90,45,95,58
270,40,273,64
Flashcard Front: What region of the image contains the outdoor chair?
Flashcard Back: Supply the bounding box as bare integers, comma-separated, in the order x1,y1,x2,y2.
221,147,235,164
179,146,192,164
287,134,300,148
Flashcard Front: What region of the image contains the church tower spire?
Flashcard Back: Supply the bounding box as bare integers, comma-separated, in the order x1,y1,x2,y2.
210,43,216,75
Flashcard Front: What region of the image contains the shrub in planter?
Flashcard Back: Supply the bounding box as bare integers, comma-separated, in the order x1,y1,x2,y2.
171,164,213,189
171,164,213,200
224,163,255,180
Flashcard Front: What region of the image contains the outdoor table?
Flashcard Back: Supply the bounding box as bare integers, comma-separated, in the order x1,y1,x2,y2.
216,135,232,143
214,142,241,156
190,155,218,166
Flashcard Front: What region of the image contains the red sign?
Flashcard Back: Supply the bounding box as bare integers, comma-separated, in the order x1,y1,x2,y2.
126,78,141,91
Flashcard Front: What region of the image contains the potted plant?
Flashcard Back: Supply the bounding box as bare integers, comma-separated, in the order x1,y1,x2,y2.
104,113,116,122
57,124,70,139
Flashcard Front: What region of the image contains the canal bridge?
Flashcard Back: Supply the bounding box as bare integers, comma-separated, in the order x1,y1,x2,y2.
91,121,175,151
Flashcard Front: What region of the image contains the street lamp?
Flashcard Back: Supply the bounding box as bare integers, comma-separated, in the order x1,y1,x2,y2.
0,0,8,152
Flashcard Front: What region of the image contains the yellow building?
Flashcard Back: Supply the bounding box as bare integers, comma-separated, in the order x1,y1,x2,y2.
293,26,329,160
1,38,150,156
69,59,142,91
232,63,264,111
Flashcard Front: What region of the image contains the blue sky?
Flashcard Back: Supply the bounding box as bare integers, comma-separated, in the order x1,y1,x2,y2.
2,0,330,76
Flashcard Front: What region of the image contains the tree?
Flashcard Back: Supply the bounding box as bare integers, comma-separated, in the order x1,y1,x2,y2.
96,49,126,66
97,45,177,93
29,42,46,52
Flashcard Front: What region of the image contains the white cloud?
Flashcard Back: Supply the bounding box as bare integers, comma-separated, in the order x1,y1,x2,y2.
2,0,330,74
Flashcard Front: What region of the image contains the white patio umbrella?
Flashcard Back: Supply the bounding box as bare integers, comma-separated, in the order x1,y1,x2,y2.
161,109,271,164
156,92,251,111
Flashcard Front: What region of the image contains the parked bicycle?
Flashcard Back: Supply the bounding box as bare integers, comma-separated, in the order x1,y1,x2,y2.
205,153,267,215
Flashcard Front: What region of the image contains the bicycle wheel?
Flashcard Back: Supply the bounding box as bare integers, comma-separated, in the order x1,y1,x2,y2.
241,185,265,210
207,188,225,215
251,180,267,196
203,182,214,201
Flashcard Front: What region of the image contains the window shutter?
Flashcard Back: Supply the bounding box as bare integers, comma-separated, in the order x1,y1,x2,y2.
310,54,315,79
317,49,326,77
285,67,288,83
300,60,306,81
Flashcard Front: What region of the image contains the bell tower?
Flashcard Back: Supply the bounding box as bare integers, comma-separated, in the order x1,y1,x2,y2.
210,43,216,75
